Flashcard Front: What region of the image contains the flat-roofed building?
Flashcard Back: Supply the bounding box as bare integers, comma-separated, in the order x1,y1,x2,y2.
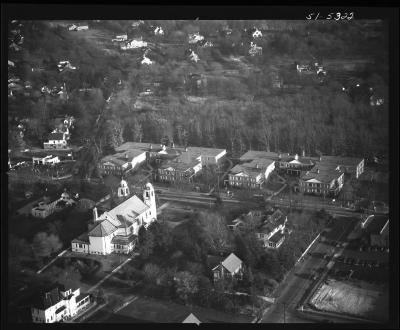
31,284,91,323
320,156,364,179
184,146,227,166
98,142,148,176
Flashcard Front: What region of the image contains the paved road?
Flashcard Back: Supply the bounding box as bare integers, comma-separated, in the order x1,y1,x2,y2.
37,247,71,274
272,198,361,218
261,217,357,323
153,184,363,217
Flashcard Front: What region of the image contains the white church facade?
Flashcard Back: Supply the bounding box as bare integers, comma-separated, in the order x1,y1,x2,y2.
71,181,157,255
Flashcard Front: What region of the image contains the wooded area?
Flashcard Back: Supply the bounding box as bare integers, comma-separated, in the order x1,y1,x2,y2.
8,20,389,178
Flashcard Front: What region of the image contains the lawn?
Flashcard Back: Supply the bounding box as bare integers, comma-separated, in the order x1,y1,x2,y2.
309,278,389,322
106,296,254,323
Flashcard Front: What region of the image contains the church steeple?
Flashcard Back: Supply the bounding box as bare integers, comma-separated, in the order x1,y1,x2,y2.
117,178,130,198
143,182,157,222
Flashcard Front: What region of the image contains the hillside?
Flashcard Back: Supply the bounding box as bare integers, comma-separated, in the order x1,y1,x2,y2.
8,19,389,177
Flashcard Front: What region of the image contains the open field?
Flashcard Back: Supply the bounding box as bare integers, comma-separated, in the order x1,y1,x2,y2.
310,278,388,322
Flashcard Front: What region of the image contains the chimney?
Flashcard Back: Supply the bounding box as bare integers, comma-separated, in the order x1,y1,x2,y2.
295,154,299,160
185,147,188,152
163,145,166,151
93,207,98,222
125,153,128,159
319,156,322,162
172,142,175,148
149,144,152,150
302,150,305,157
317,169,320,174
256,163,259,169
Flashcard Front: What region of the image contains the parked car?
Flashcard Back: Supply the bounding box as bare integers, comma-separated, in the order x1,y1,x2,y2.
336,256,345,263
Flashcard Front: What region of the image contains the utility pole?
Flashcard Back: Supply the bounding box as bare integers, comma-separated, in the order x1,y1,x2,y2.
283,302,286,323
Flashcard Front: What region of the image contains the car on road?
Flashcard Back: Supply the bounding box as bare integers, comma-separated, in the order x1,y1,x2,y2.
18,285,28,292
366,260,374,268
335,256,345,263
344,257,355,265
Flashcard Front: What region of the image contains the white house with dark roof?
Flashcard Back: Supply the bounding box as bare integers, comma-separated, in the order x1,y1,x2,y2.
31,284,91,323
255,209,288,249
71,181,157,255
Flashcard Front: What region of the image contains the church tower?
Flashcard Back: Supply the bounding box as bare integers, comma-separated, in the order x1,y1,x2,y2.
143,182,157,221
117,179,130,198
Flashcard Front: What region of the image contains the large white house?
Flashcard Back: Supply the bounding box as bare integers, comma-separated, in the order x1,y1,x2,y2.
32,155,60,166
31,284,91,323
71,181,157,255
43,132,68,149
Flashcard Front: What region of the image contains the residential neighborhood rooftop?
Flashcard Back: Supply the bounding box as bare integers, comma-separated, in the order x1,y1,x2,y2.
221,253,242,274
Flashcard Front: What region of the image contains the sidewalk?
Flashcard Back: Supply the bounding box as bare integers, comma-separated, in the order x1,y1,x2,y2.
73,301,106,323
299,305,379,323
37,247,71,274
87,254,137,293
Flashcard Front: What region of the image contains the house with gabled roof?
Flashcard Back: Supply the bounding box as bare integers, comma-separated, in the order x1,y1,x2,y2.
255,209,288,249
182,313,201,324
229,150,276,189
43,132,68,149
210,253,244,281
299,162,344,197
276,153,316,176
71,181,157,255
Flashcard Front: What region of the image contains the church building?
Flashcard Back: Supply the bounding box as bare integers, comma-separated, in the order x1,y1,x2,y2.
71,180,157,255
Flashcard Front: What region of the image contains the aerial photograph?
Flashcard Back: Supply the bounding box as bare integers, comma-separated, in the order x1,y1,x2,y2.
5,11,396,325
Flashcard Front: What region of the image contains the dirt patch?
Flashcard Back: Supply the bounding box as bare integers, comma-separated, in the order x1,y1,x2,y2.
310,278,389,322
